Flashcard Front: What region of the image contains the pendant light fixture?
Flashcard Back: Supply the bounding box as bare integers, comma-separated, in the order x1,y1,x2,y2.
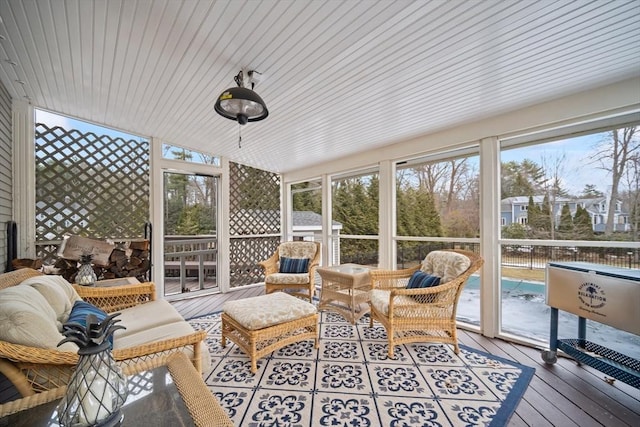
215,70,268,125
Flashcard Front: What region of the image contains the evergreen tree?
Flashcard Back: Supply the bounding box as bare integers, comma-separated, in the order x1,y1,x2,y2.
540,194,552,233
501,159,546,198
573,205,594,238
502,223,527,239
292,182,321,213
395,184,412,236
558,203,573,236
526,196,540,237
413,189,442,236
580,184,604,198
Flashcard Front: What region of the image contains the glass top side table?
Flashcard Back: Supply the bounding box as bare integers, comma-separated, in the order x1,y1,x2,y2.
0,353,233,427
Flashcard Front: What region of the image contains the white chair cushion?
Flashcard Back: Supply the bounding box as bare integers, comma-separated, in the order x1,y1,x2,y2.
421,251,471,283
278,241,317,259
223,292,316,330
370,289,416,316
265,273,310,285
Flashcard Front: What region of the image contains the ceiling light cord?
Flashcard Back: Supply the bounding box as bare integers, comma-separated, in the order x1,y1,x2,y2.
238,122,242,149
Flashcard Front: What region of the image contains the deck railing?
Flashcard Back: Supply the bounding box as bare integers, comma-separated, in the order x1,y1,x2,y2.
164,235,217,293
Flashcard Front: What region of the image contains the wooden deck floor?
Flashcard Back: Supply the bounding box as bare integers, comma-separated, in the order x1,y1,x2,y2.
171,287,640,427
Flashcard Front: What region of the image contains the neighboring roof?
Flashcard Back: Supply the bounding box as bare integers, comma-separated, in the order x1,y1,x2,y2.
231,209,342,234
293,211,342,229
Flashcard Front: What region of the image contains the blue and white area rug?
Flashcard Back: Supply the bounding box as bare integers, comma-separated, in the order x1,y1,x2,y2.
189,311,534,427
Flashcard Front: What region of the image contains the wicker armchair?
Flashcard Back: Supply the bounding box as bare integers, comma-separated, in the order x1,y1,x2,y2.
259,241,321,303
0,268,206,398
369,249,483,357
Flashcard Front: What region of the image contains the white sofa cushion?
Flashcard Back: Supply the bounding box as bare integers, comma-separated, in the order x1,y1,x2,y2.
114,300,187,338
114,321,211,371
0,285,77,351
21,275,82,329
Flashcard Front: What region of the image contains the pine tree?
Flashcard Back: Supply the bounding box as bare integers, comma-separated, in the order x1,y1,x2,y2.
558,203,574,237
573,205,594,238
526,195,540,237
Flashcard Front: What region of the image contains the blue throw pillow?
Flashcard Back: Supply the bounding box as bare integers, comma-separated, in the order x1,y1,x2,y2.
406,271,441,289
66,300,113,346
279,257,310,273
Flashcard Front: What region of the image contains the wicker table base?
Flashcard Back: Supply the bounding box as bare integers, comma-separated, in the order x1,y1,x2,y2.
221,309,318,374
318,264,373,324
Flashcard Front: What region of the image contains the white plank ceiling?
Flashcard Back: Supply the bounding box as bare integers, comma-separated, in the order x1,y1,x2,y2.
0,0,638,173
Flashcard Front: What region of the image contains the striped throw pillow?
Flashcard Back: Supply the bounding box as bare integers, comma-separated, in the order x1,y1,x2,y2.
279,257,310,273
406,271,441,289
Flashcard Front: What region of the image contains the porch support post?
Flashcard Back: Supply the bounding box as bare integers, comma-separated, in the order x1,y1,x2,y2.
479,136,500,338
219,157,230,292
378,160,395,269
12,99,36,258
282,175,290,241
321,174,332,265
149,137,165,297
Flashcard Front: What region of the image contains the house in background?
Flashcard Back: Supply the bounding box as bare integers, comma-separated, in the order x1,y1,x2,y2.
292,211,343,265
501,196,630,232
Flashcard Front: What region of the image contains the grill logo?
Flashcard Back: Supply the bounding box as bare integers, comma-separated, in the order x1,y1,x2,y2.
578,282,607,309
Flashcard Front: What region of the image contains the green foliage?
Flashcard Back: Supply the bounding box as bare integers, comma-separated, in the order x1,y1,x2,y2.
292,182,321,213
501,159,546,199
557,203,574,237
175,205,215,235
581,184,604,198
332,176,380,259
396,186,442,237
502,223,527,239
573,205,594,238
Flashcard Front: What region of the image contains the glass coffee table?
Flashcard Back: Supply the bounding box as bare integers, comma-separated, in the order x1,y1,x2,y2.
317,264,374,324
0,353,232,427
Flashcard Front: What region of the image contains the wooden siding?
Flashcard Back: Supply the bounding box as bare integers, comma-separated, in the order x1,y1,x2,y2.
0,81,11,273
171,288,640,427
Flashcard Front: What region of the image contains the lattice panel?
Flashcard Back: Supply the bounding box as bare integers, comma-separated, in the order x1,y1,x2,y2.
229,162,280,235
35,123,150,260
229,236,280,288
228,162,281,287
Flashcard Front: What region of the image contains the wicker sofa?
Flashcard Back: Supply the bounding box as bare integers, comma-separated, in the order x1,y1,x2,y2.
0,268,209,398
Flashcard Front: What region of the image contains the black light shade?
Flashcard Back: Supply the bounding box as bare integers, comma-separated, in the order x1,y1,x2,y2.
215,86,268,125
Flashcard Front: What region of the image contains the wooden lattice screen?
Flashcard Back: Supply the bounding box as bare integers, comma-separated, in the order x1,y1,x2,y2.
229,162,281,287
35,123,150,264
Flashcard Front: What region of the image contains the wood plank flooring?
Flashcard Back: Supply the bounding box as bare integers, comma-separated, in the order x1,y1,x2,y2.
171,287,640,427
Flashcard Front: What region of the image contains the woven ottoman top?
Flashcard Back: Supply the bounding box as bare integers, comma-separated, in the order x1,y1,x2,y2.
222,292,317,330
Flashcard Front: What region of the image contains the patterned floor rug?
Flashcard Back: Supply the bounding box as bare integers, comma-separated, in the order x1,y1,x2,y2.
189,311,534,427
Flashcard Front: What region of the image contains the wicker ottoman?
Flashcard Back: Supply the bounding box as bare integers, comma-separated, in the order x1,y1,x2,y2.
221,292,318,373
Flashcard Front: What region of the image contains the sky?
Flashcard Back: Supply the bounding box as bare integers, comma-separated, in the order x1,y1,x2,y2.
35,109,143,142
500,133,615,196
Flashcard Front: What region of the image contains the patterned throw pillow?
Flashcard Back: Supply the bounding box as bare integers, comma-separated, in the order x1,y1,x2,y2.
65,300,113,346
279,257,310,273
406,271,441,289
